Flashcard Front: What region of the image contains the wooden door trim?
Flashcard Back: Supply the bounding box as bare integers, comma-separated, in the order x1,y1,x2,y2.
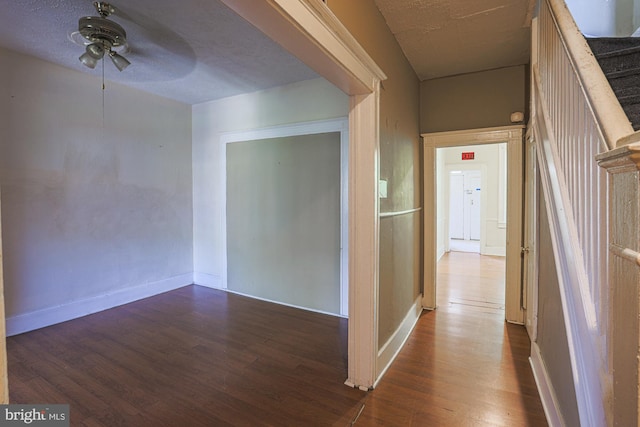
422,125,525,324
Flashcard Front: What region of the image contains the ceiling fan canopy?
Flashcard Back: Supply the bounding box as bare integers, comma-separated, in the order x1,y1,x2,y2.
75,2,131,71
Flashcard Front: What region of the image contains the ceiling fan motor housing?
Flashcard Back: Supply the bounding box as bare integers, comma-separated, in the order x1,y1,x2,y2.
78,16,127,48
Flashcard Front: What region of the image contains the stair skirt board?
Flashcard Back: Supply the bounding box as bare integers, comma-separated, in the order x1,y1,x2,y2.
5,274,194,336
530,342,565,427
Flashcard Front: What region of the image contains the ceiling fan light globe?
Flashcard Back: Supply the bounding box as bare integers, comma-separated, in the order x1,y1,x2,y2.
85,43,105,59
79,52,99,69
109,51,130,71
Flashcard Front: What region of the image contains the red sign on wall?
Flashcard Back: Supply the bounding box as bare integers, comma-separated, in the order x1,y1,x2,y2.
462,152,475,160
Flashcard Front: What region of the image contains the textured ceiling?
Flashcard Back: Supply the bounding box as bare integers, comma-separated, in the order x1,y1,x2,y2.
0,0,319,105
0,0,536,105
374,0,536,80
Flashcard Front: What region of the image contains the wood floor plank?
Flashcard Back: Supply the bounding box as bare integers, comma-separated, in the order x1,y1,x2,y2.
7,257,546,426
351,252,546,426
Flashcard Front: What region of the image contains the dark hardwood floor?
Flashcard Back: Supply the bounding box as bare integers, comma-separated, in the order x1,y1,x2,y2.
8,286,365,426
8,259,547,426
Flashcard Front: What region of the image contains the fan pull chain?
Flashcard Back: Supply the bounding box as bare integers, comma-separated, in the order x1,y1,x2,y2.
102,55,105,130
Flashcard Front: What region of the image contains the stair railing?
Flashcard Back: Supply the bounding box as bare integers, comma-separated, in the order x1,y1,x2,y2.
540,0,634,149
537,0,613,357
530,0,638,424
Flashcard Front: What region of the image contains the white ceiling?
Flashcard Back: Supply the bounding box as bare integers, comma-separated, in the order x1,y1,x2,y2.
0,0,535,105
0,0,319,105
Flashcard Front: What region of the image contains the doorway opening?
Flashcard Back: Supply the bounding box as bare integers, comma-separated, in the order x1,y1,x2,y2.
423,126,524,324
436,144,507,314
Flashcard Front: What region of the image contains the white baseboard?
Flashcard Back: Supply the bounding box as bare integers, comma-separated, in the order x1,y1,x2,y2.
224,289,345,318
6,273,194,336
530,342,564,427
374,295,423,388
482,246,506,257
193,272,224,289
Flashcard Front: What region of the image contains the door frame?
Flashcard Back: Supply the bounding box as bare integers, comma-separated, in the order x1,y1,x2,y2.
219,0,387,390
523,130,539,339
0,190,7,402
423,125,525,324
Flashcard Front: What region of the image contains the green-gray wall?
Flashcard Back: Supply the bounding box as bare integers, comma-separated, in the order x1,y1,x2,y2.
327,0,422,348
192,78,349,290
226,133,341,313
420,66,527,133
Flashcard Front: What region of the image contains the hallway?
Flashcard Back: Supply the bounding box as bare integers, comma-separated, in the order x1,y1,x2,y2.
437,251,506,315
352,251,547,425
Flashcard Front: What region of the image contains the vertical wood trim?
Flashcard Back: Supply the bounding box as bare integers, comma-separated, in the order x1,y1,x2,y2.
525,16,540,341
422,142,436,309
0,191,8,403
524,132,540,340
505,130,525,324
346,89,380,390
340,128,350,317
498,144,508,228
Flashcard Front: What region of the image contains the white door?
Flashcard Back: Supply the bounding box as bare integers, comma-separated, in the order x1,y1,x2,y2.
449,173,464,239
451,170,481,241
467,171,481,241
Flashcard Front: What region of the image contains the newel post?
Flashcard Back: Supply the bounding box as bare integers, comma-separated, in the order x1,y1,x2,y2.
597,141,640,427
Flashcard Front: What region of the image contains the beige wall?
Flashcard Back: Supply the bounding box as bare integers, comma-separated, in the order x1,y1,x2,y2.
420,66,526,133
327,0,422,348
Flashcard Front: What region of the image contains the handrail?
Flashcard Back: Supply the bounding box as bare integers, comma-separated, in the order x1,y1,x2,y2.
379,207,422,218
546,0,634,149
617,130,640,147
537,0,611,335
611,244,640,267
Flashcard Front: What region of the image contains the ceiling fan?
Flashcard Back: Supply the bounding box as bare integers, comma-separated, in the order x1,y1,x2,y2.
69,2,131,71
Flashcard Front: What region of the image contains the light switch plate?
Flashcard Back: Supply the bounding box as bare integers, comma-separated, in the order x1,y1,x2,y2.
379,179,388,199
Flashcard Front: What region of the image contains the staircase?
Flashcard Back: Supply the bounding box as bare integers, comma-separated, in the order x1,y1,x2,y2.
587,37,640,130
